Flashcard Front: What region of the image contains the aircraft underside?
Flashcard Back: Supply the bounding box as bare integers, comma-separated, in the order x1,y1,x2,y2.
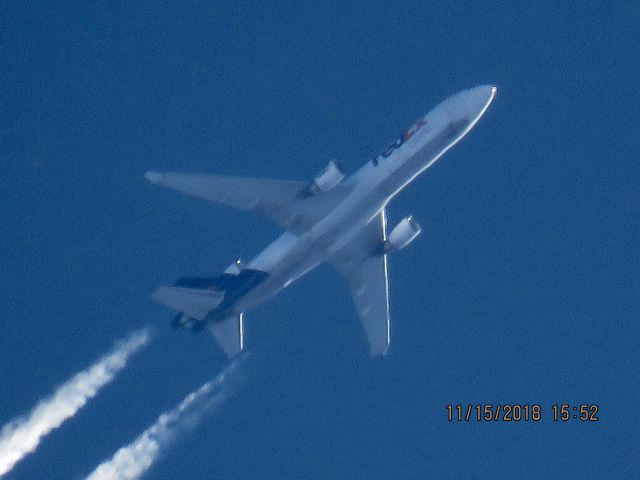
146,85,497,358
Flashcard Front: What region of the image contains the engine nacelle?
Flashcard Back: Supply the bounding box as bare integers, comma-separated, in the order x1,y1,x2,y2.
314,160,344,191
384,216,421,253
304,161,344,196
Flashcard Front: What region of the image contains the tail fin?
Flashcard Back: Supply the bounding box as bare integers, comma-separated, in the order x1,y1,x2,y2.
207,313,244,358
151,286,224,321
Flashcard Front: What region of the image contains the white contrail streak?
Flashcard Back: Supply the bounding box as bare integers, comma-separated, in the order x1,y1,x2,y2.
0,328,151,477
85,354,246,480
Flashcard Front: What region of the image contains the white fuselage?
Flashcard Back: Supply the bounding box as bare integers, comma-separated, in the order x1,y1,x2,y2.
230,85,497,316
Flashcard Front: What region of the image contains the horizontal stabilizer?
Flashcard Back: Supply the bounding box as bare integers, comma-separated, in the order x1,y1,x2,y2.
208,313,244,358
151,286,224,321
173,276,221,289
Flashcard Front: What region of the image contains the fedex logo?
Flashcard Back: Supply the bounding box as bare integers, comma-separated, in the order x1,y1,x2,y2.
402,118,428,141
373,117,429,166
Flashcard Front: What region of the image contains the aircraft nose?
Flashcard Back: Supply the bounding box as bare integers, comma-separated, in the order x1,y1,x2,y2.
428,85,497,126
457,84,497,118
478,84,497,104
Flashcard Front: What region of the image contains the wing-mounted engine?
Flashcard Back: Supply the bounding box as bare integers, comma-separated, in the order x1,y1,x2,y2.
300,161,345,197
383,216,421,253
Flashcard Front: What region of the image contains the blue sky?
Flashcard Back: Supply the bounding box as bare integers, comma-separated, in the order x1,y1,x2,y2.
1,1,638,478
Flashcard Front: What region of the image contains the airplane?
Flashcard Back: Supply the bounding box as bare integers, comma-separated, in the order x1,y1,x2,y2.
146,85,497,358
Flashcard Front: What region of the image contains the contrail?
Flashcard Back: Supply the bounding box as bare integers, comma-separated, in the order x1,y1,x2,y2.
0,328,151,477
85,354,247,480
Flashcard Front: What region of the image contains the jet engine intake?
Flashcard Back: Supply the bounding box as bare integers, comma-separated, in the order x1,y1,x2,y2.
301,161,344,197
314,160,344,191
384,216,421,253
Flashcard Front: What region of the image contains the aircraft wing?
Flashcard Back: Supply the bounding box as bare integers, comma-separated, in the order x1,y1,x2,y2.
145,171,350,234
330,210,390,356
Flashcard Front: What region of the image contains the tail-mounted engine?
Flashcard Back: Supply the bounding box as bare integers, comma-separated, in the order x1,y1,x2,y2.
300,161,345,197
384,216,422,253
224,258,245,274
